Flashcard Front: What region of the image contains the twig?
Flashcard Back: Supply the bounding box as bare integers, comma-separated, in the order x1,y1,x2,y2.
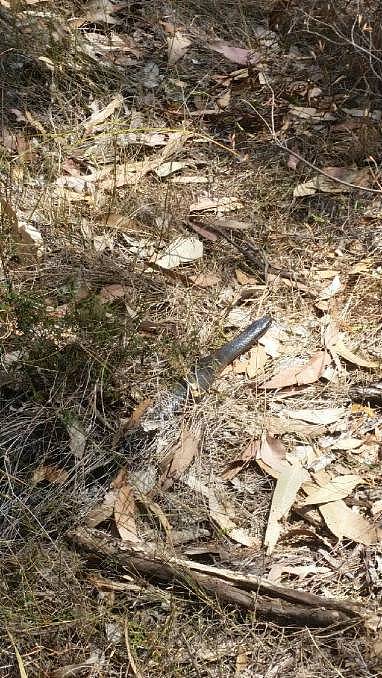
244,85,382,194
67,526,367,628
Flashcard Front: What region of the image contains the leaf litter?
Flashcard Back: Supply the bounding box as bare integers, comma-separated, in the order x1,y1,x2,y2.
5,2,382,672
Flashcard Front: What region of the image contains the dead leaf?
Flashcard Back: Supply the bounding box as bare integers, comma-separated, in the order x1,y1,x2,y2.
246,345,268,378
264,460,308,553
139,494,173,542
80,30,141,65
319,275,342,300
153,236,203,269
235,269,259,285
331,337,378,369
220,439,260,481
213,218,252,230
140,61,161,88
73,0,127,26
319,500,379,545
154,160,190,178
31,465,69,486
85,489,117,527
330,437,363,451
262,351,330,389
114,478,139,542
189,272,221,288
167,31,191,66
186,474,258,547
371,499,382,515
99,132,187,189
225,307,251,329
208,487,257,547
216,90,231,109
258,324,283,358
208,40,261,66
98,283,127,304
235,650,248,676
93,233,114,252
24,109,46,135
287,150,300,170
265,415,326,439
84,94,123,134
258,435,288,474
67,421,87,460
189,197,243,214
294,167,371,197
301,475,363,505
161,428,199,491
288,106,336,122
284,407,345,425
121,399,152,432
17,221,44,262
349,259,372,274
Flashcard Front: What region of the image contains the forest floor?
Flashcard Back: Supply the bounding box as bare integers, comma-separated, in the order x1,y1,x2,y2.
0,1,382,676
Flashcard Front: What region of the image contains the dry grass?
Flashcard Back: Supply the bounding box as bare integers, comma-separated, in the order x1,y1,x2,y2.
0,0,382,675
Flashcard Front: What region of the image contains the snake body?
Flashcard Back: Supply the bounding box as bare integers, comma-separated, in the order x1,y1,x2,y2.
172,314,272,401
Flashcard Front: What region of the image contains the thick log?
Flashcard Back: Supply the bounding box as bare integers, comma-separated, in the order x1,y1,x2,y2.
67,526,366,628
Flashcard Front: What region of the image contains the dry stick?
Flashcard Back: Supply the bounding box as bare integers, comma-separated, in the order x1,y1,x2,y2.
67,526,366,628
277,144,382,194
187,219,316,294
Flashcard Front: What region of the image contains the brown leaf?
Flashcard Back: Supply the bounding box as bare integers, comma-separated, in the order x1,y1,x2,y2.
319,500,379,545
266,415,326,438
84,94,123,134
114,479,139,542
189,272,221,288
99,132,187,190
301,475,363,505
31,465,69,486
188,222,218,241
235,269,259,285
170,175,208,185
167,31,191,66
331,337,378,369
67,421,87,460
208,487,257,547
189,197,243,214
284,407,345,426
319,274,342,300
186,474,258,547
137,493,173,543
98,283,128,304
258,435,288,474
160,428,199,491
287,151,300,170
220,439,260,481
85,489,116,527
262,351,330,389
24,109,46,134
213,218,252,230
294,167,371,197
264,460,308,553
73,0,127,26
208,40,261,66
123,399,152,431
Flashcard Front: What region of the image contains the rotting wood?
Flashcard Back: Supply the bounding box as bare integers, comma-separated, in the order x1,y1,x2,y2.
67,526,367,628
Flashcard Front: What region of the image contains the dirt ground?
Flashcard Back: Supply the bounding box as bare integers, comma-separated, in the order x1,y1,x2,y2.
0,1,381,676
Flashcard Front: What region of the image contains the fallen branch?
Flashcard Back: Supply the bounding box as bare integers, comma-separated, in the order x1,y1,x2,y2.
67,526,367,628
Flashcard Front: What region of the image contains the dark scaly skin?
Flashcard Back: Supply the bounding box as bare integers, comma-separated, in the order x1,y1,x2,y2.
349,381,382,406
173,315,272,400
